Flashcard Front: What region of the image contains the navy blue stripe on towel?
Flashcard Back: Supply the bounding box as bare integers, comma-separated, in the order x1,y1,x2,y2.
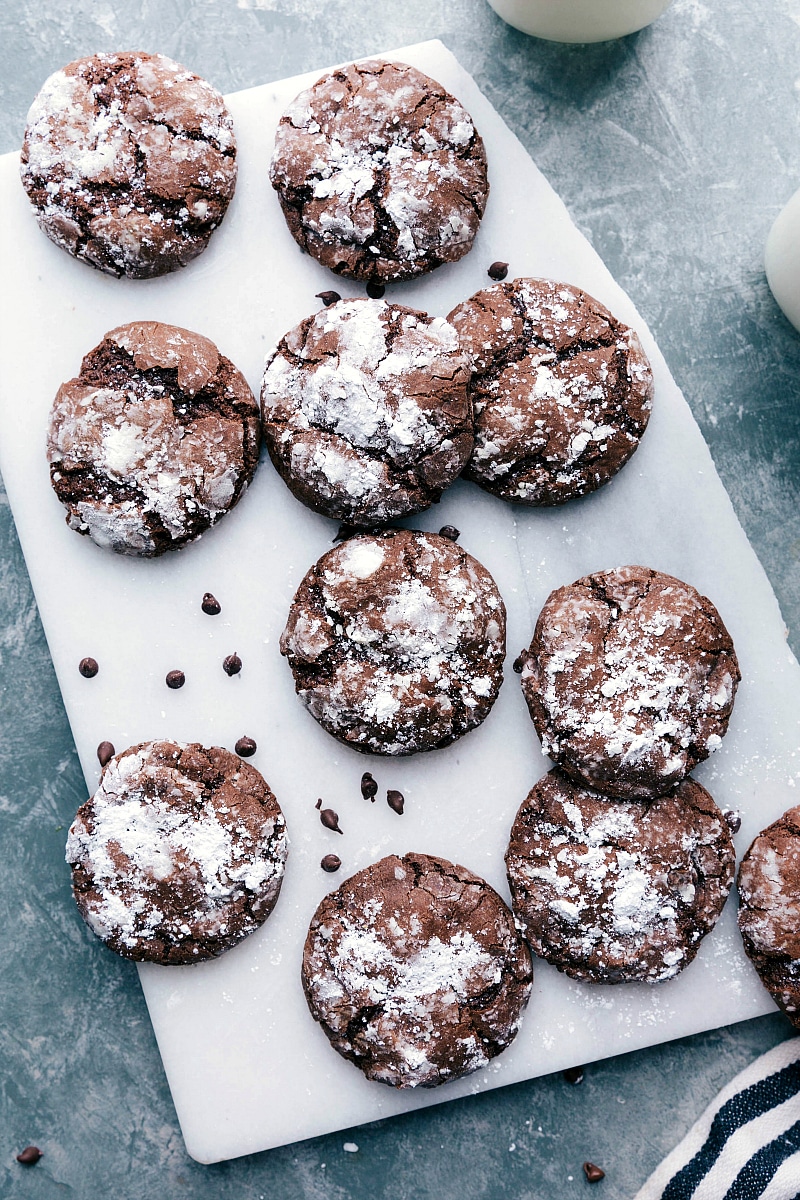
724,1118,800,1200
662,1062,800,1200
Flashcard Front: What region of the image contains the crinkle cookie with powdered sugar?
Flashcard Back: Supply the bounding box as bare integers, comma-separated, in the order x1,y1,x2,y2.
519,566,740,799
66,742,288,964
280,529,506,754
505,769,734,984
261,298,473,527
20,52,236,278
47,321,260,556
447,279,653,505
738,807,800,1028
302,852,532,1088
269,59,489,284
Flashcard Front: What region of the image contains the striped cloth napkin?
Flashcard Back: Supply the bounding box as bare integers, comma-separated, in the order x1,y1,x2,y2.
635,1039,800,1200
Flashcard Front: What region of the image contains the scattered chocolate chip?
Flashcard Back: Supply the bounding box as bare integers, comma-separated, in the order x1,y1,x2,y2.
235,736,257,757
96,741,115,767
16,1147,42,1166
488,260,509,281
333,523,357,543
316,290,341,307
361,772,378,802
724,809,742,834
512,654,525,674
223,653,242,676
387,789,405,815
366,282,385,299
583,1163,605,1183
562,1065,585,1085
165,669,185,689
319,806,343,834
438,525,460,542
201,592,221,615
321,854,341,873
79,657,98,678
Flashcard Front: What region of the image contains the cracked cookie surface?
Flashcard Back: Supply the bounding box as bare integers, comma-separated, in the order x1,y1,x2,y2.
280,529,506,755
66,741,288,964
47,321,260,556
261,298,472,527
738,807,800,1027
447,279,653,505
506,769,734,984
302,852,532,1088
269,59,489,284
20,51,236,278
519,565,740,798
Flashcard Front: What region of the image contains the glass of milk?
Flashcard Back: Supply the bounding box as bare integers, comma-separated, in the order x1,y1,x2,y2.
766,187,800,333
486,0,674,43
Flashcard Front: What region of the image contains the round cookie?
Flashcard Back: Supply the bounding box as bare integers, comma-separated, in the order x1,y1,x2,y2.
519,565,740,799
280,529,506,755
20,51,236,278
738,807,800,1027
261,298,473,527
447,279,653,505
269,59,489,284
47,321,261,556
302,852,532,1088
66,741,288,964
505,769,735,984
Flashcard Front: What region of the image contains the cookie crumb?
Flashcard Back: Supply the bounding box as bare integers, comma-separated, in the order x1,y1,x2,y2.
724,809,742,833
165,670,185,690
235,736,257,758
201,592,221,615
97,741,115,767
79,657,99,678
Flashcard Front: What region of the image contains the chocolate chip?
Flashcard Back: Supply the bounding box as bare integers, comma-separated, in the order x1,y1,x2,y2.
512,654,525,674
438,525,460,542
488,260,509,281
316,290,341,307
165,669,185,689
223,653,242,676
201,592,221,615
366,282,385,299
79,657,98,678
321,854,341,873
724,809,742,834
333,524,357,543
583,1163,605,1183
319,805,343,834
16,1147,42,1166
562,1065,584,1085
361,772,378,802
235,736,257,757
96,741,115,767
387,789,405,815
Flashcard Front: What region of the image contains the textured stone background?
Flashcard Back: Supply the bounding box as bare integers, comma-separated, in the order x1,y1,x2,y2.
1,1,799,1196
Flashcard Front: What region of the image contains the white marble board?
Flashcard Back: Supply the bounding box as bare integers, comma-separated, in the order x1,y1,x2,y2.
0,39,799,1166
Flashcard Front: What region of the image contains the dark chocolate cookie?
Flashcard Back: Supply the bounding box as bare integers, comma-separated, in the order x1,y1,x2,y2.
20,52,236,278
66,741,288,964
280,529,506,754
302,852,532,1088
261,298,472,527
519,566,740,799
447,279,653,505
738,806,800,1027
505,769,734,984
269,59,489,284
47,321,260,556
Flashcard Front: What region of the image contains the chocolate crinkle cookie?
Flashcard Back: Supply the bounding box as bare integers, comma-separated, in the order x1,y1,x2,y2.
447,279,653,505
47,321,260,556
20,52,236,278
738,806,800,1027
261,298,473,527
66,741,288,964
519,566,740,799
280,529,506,754
506,770,734,984
269,59,489,284
302,852,532,1088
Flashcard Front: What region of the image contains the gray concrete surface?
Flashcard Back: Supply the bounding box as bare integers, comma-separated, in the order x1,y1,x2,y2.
1,1,799,1196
